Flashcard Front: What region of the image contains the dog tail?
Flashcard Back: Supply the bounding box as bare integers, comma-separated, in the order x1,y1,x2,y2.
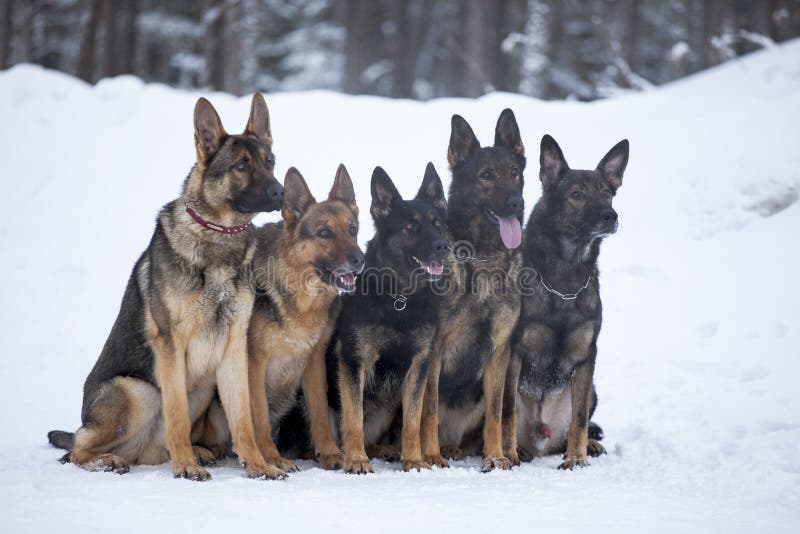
588,422,604,441
48,430,75,450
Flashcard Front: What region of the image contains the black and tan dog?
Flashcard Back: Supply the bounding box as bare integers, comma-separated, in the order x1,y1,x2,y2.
196,165,363,475
325,164,449,473
47,94,285,480
513,134,628,469
433,110,526,472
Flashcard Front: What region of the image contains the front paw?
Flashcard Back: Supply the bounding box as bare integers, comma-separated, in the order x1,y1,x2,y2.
173,461,211,481
265,455,299,473
558,454,589,470
243,460,287,480
440,445,465,460
587,439,606,457
505,450,521,467
318,450,344,470
481,456,513,472
402,457,432,472
344,454,374,475
193,446,217,467
424,453,449,468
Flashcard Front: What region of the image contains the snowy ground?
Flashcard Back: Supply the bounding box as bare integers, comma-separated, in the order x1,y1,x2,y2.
1,40,799,533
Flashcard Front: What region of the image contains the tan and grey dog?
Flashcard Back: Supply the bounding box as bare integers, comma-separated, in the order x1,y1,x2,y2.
47,94,285,480
197,166,363,476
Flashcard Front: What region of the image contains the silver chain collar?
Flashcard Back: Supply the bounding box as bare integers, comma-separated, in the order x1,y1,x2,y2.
538,273,592,300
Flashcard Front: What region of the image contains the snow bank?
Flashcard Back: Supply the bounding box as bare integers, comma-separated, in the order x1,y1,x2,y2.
1,40,799,533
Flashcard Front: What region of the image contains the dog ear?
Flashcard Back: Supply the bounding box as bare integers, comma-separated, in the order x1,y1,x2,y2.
539,134,568,190
282,167,316,228
448,114,480,169
245,92,272,149
416,162,447,212
596,139,629,191
194,98,227,165
328,164,358,216
494,108,525,161
371,166,402,220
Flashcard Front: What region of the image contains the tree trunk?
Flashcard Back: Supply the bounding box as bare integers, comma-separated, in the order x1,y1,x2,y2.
100,0,118,78
0,0,11,69
77,0,101,81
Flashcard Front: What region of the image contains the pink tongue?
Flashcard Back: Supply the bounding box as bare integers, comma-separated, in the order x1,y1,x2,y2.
496,215,522,249
421,262,444,276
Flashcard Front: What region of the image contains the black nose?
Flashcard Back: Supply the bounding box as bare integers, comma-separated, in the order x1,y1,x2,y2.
267,182,284,201
601,209,618,224
348,249,365,273
433,239,449,256
506,195,524,213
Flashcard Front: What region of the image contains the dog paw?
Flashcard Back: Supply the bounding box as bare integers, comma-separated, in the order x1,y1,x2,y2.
481,455,513,472
586,439,606,458
440,445,465,461
366,443,401,462
424,453,449,468
173,462,210,481
265,456,299,473
402,457,432,472
89,453,130,475
318,450,344,470
192,446,217,467
243,461,287,480
518,447,535,463
344,456,374,475
505,450,521,467
558,455,589,470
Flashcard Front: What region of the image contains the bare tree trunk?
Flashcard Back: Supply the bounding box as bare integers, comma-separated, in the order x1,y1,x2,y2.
121,0,138,74
344,0,381,94
704,0,726,66
100,0,118,78
0,0,11,69
464,0,491,97
544,0,564,99
77,0,101,81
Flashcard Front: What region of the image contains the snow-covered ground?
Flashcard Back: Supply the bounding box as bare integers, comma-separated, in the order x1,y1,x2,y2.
1,40,799,533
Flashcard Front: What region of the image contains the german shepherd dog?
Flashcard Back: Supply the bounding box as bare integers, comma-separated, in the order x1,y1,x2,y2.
513,134,628,469
196,165,363,476
433,110,526,472
47,94,285,480
326,164,449,473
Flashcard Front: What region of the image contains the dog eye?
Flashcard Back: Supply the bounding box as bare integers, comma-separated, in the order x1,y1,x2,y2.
480,171,493,181
265,155,274,167
317,228,333,239
602,189,612,199
235,159,249,172
404,223,414,232
570,191,583,201
510,166,519,178
349,225,358,236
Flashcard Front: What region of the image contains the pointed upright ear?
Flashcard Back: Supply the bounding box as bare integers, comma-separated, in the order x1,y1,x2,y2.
245,92,272,148
370,166,402,220
494,108,525,160
447,114,480,169
194,97,227,164
282,167,316,228
328,164,358,215
416,162,447,212
539,134,568,190
596,139,629,191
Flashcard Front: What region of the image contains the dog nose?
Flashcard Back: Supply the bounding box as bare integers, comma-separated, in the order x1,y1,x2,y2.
348,249,365,273
601,209,618,224
506,195,524,213
433,239,449,255
267,182,284,201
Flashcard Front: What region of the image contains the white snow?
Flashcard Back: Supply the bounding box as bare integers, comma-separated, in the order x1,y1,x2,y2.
1,39,800,533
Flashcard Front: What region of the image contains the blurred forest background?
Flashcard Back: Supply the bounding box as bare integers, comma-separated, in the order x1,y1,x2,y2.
1,0,799,101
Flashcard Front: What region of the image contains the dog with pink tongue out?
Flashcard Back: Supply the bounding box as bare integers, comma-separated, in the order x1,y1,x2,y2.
431,109,527,472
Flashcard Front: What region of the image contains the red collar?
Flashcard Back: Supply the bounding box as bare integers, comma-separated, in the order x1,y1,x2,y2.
185,203,252,235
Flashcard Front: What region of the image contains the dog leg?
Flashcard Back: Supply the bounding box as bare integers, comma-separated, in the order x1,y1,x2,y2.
216,328,279,480
420,352,448,468
400,353,431,472
302,331,344,470
559,353,596,470
481,343,512,472
502,351,522,466
249,356,296,474
338,359,373,474
153,334,210,481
